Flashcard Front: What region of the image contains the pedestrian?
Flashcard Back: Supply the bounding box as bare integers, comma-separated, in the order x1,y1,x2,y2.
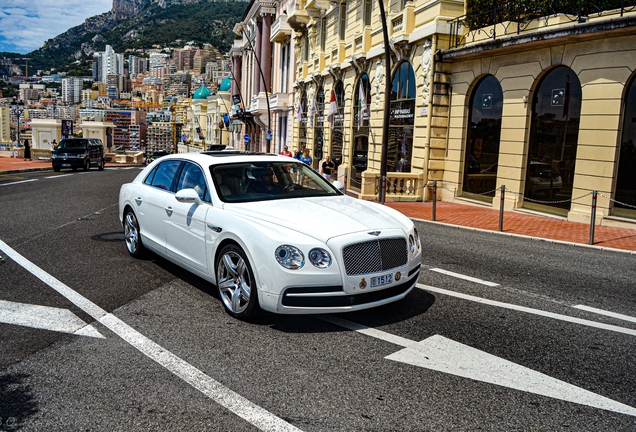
295,145,305,159
281,145,293,157
51,139,57,150
300,149,312,166
394,152,405,172
23,139,31,161
321,155,335,181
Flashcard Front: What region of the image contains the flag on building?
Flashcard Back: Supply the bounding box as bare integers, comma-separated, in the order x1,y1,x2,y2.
296,101,303,124
358,85,367,130
327,89,337,124
309,94,318,127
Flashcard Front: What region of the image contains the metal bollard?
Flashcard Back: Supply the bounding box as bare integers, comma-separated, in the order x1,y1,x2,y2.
432,180,437,221
499,185,505,232
589,190,597,245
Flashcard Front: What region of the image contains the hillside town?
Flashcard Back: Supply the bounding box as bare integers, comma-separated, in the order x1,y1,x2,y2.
2,0,636,229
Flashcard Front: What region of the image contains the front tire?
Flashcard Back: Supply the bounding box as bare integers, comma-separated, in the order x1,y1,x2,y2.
83,159,90,171
123,209,146,258
98,158,105,170
216,245,259,320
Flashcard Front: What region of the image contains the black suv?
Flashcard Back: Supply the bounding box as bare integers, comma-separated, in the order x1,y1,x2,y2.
52,138,105,172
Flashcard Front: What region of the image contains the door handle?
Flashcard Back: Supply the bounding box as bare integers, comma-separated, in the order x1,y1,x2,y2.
135,197,142,205
165,206,173,216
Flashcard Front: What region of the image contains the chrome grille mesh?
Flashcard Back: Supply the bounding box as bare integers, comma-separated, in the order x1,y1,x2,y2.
342,238,407,276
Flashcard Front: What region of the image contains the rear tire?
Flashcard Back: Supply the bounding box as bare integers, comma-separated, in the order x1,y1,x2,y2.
215,245,260,320
123,209,146,258
98,158,105,170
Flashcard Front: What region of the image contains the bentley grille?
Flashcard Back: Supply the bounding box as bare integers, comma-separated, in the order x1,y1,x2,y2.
342,238,408,276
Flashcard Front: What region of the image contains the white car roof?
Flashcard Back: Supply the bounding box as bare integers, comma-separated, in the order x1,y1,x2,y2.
161,151,293,167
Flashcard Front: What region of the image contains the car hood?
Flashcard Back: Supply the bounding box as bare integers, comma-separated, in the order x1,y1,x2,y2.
225,196,411,243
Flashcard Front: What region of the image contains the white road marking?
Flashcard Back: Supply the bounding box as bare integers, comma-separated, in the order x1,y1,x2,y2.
45,174,73,179
429,268,500,287
0,179,38,187
386,335,636,417
0,300,104,338
319,315,414,347
320,315,636,417
0,239,301,432
417,283,636,337
574,305,636,324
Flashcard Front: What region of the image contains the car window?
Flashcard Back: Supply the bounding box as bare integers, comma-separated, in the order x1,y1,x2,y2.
176,162,209,202
146,160,182,191
212,161,340,203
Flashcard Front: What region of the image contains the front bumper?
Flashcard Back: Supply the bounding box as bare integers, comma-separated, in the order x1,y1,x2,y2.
265,265,420,314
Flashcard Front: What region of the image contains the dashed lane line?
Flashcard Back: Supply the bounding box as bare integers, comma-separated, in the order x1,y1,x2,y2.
0,179,38,187
429,268,500,287
417,283,636,337
573,305,636,324
0,239,302,432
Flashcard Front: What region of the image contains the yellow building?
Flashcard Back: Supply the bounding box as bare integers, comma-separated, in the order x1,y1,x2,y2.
235,0,636,228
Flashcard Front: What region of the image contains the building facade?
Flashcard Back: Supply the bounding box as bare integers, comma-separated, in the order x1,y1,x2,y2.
233,0,636,229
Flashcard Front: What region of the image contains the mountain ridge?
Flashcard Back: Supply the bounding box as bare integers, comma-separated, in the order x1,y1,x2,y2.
3,0,248,75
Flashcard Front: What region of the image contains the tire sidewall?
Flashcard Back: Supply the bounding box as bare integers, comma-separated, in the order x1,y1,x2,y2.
216,244,259,320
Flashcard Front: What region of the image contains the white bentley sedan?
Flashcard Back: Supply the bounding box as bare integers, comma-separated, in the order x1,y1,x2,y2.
119,152,422,320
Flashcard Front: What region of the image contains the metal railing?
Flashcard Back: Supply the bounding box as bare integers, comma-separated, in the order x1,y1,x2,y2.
448,0,636,48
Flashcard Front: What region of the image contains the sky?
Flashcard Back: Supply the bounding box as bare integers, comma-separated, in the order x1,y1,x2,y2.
0,0,112,54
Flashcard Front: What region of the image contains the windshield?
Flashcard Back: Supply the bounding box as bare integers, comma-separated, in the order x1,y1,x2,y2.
212,161,341,203
58,139,88,150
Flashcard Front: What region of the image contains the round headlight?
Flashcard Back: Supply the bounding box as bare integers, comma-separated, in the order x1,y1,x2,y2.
275,245,305,270
409,234,416,254
308,248,332,269
414,227,421,250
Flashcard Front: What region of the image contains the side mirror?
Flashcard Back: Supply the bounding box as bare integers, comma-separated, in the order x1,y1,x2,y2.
332,181,345,193
175,188,203,206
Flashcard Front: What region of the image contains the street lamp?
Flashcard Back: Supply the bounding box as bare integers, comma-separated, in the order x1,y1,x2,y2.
10,100,25,152
378,0,391,204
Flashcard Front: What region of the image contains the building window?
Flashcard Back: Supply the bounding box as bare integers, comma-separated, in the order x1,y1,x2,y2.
389,61,416,172
351,74,371,191
339,3,347,40
299,92,308,149
303,31,309,62
615,74,636,218
525,66,581,215
364,0,372,26
330,81,345,167
313,86,325,167
321,18,327,51
462,75,503,200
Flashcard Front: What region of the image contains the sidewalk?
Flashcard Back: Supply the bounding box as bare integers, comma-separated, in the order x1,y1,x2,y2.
2,156,635,253
385,201,636,254
0,155,140,174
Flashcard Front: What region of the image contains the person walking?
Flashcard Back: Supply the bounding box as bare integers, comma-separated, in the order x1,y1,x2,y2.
321,155,335,181
23,139,31,161
300,149,312,166
281,145,293,157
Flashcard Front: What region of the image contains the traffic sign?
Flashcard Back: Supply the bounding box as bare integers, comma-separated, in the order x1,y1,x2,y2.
244,134,250,141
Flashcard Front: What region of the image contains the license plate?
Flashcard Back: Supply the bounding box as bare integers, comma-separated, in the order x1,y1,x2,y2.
62,164,71,167
371,273,393,288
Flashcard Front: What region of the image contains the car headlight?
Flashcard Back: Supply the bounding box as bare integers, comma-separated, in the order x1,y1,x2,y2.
414,227,421,250
308,248,332,269
409,235,416,254
275,245,305,270
51,154,58,159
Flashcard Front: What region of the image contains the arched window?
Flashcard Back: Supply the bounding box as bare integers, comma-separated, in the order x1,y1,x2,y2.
330,80,345,167
351,74,371,191
525,66,582,214
298,91,308,151
462,75,503,200
615,74,636,218
389,61,416,172
313,86,325,167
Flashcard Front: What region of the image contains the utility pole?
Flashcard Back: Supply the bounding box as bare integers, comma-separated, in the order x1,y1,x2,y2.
378,0,391,204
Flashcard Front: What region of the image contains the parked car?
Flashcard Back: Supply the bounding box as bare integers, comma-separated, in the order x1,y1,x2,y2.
145,150,171,165
528,161,563,196
51,138,105,172
119,152,422,320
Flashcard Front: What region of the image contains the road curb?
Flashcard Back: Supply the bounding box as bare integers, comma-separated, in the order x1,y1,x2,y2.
411,217,636,255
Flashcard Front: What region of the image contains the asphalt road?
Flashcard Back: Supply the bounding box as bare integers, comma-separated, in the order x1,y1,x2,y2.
0,167,635,431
